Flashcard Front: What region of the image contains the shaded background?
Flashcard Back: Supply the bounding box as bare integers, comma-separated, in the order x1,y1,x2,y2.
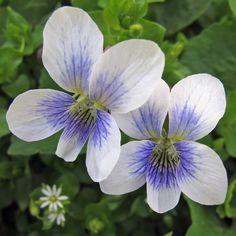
0,0,236,235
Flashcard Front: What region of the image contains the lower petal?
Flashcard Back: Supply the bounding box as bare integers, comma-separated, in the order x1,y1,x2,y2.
6,89,75,141
56,105,96,162
176,141,228,205
86,110,121,182
147,183,181,213
100,140,155,194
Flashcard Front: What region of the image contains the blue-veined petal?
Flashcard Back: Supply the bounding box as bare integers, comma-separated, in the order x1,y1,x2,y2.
42,7,103,94
100,140,155,194
176,141,227,205
89,39,165,113
168,74,226,141
56,104,96,162
86,110,121,182
113,79,169,139
6,89,75,141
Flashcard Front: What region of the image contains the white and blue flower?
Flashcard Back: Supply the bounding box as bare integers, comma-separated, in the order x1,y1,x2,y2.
100,75,228,213
6,7,165,182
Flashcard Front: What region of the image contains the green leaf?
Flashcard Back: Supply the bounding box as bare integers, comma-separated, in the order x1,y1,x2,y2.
155,0,212,35
0,108,9,138
181,20,236,91
5,7,33,55
229,0,236,16
224,178,236,217
71,0,100,11
186,199,236,236
57,173,79,199
8,0,58,25
0,7,7,44
0,161,13,179
137,18,165,44
0,46,22,84
2,74,30,97
8,133,60,156
0,180,14,208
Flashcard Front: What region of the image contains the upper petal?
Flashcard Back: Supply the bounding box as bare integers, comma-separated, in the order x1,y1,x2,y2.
6,89,75,141
56,104,96,162
168,74,226,141
113,79,170,139
86,110,121,182
100,140,155,195
89,39,165,113
42,7,103,94
176,141,228,205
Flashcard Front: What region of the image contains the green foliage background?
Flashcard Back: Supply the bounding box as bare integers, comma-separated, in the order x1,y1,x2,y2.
0,0,236,235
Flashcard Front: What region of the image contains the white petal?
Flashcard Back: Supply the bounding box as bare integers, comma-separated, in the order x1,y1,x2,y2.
168,74,226,141
40,201,50,208
147,184,181,213
113,79,169,139
56,201,63,208
56,187,62,196
46,185,53,196
42,188,51,196
39,196,49,201
176,141,228,205
56,106,96,162
43,6,103,94
6,89,75,142
58,195,68,201
89,39,165,113
100,140,155,195
86,110,121,182
52,185,57,195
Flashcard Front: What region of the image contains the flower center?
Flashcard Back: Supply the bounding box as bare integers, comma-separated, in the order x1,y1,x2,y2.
150,138,180,170
49,195,57,202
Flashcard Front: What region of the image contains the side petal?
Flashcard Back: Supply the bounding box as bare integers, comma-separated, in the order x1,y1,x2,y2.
113,79,169,139
86,110,121,182
56,106,96,162
100,140,156,194
89,39,165,113
168,74,226,141
147,184,181,214
176,141,228,205
42,7,103,94
6,89,75,141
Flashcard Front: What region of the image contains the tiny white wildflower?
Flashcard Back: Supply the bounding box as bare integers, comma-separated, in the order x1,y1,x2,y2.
40,185,68,211
48,210,66,226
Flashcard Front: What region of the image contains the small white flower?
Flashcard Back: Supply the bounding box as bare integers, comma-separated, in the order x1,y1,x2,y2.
48,210,66,226
6,6,165,182
40,185,68,211
100,75,228,213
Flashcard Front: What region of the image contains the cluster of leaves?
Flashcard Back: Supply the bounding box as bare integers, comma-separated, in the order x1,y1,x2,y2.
0,0,236,235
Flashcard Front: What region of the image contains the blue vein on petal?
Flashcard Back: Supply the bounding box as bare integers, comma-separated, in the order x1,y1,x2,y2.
169,103,201,139
91,110,111,149
36,92,75,131
91,71,131,109
146,142,197,190
129,141,156,177
56,28,92,92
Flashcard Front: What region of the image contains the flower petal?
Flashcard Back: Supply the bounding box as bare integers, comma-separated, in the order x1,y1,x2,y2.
100,140,155,194
113,79,169,139
42,6,103,94
6,89,74,142
147,183,181,213
176,141,228,205
168,74,226,141
56,106,96,162
89,39,165,113
86,110,121,182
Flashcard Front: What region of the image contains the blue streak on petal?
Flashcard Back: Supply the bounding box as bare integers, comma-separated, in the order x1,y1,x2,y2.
57,28,93,93
147,141,197,190
169,104,202,139
129,141,156,177
91,110,111,149
91,71,131,110
37,93,75,131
